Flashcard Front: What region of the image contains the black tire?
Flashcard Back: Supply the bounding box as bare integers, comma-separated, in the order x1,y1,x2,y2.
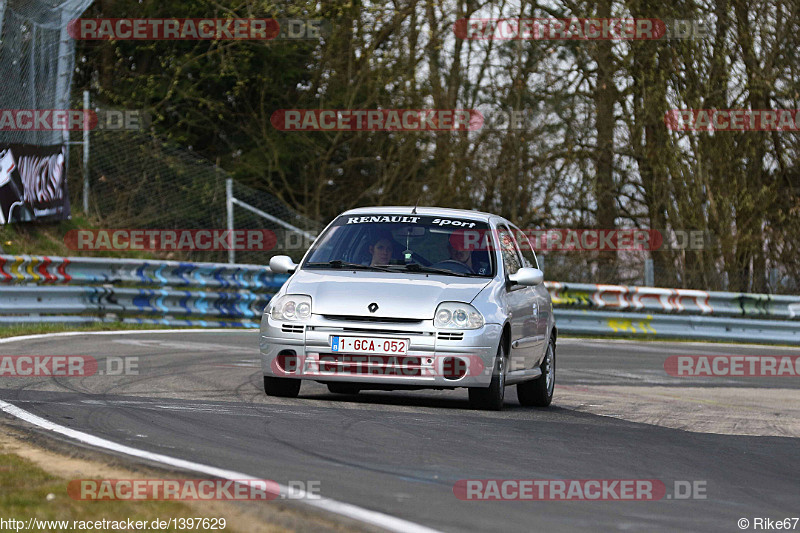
327,383,360,395
264,376,301,398
517,337,555,407
468,341,507,411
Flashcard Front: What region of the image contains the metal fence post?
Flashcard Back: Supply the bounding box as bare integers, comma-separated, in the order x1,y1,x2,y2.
55,8,72,145
226,178,234,264
82,90,90,214
644,257,654,287
770,267,780,293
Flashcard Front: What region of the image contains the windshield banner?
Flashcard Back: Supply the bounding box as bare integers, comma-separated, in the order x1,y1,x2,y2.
338,215,482,228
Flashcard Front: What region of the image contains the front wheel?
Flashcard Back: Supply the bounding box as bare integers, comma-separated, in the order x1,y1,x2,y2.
264,376,301,398
517,338,555,407
468,342,507,411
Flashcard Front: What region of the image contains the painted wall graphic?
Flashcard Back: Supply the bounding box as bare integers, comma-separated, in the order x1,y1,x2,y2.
0,144,70,224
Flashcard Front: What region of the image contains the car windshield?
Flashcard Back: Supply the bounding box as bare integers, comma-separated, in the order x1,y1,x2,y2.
302,214,495,277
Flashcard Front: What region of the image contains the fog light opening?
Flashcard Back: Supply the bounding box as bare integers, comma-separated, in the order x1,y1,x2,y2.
442,357,468,380
276,351,299,373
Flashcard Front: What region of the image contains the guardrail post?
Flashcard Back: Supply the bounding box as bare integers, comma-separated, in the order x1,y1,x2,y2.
226,178,234,264
82,90,90,214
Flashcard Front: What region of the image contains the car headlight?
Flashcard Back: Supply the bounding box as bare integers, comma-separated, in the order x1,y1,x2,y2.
434,302,484,329
270,295,312,321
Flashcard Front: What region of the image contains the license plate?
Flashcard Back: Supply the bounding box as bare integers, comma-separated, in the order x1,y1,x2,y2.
330,336,409,355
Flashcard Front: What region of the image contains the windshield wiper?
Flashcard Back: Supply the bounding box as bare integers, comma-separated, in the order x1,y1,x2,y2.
390,263,470,277
306,260,394,272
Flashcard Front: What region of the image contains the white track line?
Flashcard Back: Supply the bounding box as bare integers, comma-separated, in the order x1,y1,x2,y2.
0,400,441,533
0,329,442,533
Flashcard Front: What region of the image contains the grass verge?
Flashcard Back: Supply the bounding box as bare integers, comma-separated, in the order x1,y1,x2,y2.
0,215,153,259
0,451,256,532
0,427,305,533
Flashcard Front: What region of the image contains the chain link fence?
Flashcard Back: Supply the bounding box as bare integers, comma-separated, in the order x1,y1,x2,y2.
0,0,93,146
70,128,320,265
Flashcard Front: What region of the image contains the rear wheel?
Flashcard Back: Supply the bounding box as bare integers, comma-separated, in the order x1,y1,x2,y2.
468,342,507,411
517,337,555,407
327,383,360,395
263,376,301,398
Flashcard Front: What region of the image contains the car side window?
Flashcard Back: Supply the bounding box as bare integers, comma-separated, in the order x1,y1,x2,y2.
511,225,538,269
497,225,521,276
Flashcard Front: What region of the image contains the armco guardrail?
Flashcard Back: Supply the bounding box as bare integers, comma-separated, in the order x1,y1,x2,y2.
0,255,287,327
546,281,800,319
1,255,799,343
546,281,800,343
0,255,281,288
554,310,800,345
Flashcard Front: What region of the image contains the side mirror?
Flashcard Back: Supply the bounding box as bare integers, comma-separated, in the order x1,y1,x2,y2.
269,255,297,274
508,267,544,286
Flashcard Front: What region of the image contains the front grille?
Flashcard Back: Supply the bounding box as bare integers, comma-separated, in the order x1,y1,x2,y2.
437,332,464,341
323,315,423,324
281,324,305,334
316,353,425,377
311,325,429,336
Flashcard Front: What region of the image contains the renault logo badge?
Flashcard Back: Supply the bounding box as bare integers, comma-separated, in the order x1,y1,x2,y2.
368,303,379,313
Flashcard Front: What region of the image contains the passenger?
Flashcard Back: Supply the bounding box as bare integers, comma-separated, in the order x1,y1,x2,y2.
368,233,394,266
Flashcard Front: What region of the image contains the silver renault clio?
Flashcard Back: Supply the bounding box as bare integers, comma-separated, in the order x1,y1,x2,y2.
260,206,556,410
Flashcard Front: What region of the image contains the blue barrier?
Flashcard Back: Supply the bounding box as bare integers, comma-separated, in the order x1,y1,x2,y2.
0,254,281,326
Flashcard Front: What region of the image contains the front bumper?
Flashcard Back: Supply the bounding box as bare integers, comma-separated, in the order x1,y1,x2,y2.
260,313,501,388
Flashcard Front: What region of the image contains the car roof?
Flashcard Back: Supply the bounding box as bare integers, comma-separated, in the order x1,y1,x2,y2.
340,206,503,223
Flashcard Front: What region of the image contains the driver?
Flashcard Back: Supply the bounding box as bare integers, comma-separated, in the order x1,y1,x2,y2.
446,241,474,272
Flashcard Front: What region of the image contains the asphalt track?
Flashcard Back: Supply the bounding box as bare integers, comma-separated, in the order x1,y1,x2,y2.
1,330,799,532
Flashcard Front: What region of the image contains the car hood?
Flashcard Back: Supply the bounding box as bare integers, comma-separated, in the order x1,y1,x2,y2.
286,269,491,319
